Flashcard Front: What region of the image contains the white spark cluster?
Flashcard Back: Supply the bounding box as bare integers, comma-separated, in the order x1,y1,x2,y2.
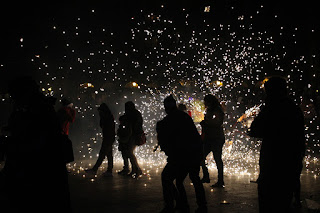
15,5,319,178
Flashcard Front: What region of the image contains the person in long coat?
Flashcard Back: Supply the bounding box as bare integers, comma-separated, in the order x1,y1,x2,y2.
249,76,306,213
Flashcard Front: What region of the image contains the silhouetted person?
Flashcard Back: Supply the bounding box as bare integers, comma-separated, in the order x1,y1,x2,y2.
118,101,143,177
249,77,305,213
200,95,225,187
157,95,207,213
85,103,115,176
3,77,71,212
57,98,76,163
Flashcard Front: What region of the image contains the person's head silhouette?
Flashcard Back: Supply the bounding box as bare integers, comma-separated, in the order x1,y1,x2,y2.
125,101,135,114
8,76,40,106
264,76,287,101
204,94,219,108
164,95,177,114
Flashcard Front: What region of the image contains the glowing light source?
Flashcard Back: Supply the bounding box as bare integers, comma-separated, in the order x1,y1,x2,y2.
260,77,269,88
204,6,211,12
216,80,223,87
80,83,94,88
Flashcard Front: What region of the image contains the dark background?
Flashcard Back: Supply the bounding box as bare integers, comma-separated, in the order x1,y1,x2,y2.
1,0,319,87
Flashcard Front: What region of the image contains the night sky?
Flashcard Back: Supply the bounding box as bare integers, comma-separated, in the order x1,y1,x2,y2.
1,1,319,86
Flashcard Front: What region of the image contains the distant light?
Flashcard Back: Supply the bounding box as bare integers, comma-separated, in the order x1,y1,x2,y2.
216,80,223,86
260,78,269,88
204,6,210,13
80,83,94,88
132,82,138,87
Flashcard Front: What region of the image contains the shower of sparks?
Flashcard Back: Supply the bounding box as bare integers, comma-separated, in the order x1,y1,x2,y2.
237,104,261,128
3,4,319,178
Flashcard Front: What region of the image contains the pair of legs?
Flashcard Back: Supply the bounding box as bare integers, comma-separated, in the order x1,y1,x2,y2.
258,176,294,213
201,141,224,185
120,143,142,175
161,161,207,211
293,159,303,207
91,139,114,173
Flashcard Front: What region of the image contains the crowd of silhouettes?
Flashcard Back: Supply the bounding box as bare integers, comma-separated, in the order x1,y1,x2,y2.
0,76,307,213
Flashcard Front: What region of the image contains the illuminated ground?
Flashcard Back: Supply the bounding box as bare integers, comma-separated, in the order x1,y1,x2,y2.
0,161,319,212
67,162,319,213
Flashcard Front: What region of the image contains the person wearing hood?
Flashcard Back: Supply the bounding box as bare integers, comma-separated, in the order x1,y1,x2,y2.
85,103,115,176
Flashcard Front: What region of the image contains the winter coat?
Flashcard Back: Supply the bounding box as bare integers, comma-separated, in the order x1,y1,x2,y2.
200,105,225,144
100,113,115,142
156,109,203,164
249,97,305,180
117,115,133,151
126,109,143,136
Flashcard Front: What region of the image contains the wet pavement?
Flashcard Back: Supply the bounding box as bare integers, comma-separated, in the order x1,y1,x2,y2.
68,164,320,213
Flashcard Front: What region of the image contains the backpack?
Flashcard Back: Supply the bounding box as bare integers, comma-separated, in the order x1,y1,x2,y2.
135,131,147,146
117,115,133,144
